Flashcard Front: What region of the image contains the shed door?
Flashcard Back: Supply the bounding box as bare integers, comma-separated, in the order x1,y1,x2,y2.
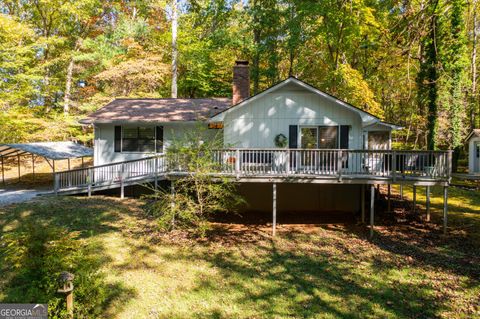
475,142,480,173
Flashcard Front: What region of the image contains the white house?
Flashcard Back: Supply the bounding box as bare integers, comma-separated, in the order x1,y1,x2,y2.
81,62,397,166
70,61,451,233
466,129,480,174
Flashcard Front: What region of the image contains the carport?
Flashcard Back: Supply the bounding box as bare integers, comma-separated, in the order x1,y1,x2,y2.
0,142,93,185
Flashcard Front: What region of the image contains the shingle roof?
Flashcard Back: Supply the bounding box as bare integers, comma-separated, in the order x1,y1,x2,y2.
79,98,231,124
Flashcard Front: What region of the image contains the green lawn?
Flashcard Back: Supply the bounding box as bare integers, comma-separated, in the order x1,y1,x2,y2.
0,187,479,318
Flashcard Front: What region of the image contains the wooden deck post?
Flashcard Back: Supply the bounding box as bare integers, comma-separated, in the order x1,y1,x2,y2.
392,151,397,182
426,186,431,222
87,169,92,197
235,149,240,177
54,173,59,196
68,158,71,170
387,184,391,212
286,150,290,175
361,184,365,223
154,157,158,190
370,185,375,239
171,181,175,227
120,163,125,199
443,186,448,235
413,185,417,214
272,183,277,236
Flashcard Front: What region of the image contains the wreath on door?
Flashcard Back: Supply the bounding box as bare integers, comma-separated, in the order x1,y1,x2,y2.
274,134,288,148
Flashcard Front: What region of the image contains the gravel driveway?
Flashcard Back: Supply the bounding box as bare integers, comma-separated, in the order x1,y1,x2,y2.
0,188,49,207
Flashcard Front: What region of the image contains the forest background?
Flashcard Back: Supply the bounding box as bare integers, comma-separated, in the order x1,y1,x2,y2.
1,0,478,167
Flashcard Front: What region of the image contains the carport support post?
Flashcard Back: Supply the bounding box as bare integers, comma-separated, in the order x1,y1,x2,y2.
426,186,431,222
361,184,365,223
272,183,277,236
17,154,21,182
443,186,448,235
370,185,375,239
32,154,35,182
1,156,4,185
413,185,417,214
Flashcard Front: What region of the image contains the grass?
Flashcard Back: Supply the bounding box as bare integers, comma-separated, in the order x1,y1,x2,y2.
0,187,479,318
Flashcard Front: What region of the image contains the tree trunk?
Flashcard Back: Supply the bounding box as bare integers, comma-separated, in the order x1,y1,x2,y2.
64,57,74,114
473,0,478,128
251,0,261,95
171,0,178,98
426,0,439,150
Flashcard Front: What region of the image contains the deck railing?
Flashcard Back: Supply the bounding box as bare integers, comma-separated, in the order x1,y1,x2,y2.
53,149,452,193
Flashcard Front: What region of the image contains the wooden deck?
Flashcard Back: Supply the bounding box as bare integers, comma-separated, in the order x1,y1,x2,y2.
52,149,452,195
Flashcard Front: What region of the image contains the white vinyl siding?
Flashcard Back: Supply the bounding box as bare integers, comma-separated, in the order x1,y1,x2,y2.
469,137,480,173
222,91,362,149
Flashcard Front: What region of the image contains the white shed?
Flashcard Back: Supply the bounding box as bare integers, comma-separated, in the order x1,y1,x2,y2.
467,129,480,174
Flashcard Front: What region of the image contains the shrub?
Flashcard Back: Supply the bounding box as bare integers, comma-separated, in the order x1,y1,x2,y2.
145,128,245,236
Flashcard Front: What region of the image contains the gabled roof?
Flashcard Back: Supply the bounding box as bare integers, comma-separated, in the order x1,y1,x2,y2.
466,129,480,141
80,98,231,124
210,77,397,129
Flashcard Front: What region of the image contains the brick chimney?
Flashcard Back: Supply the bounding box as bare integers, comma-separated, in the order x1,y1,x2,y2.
232,60,250,105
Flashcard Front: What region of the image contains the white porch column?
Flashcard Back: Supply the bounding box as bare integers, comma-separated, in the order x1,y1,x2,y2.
426,186,431,222
171,181,176,227
387,184,391,212
370,185,375,239
272,183,277,236
361,184,365,223
413,185,417,213
443,186,448,235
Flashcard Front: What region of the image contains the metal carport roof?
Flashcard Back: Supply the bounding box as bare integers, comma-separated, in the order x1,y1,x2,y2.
0,142,93,185
0,142,92,160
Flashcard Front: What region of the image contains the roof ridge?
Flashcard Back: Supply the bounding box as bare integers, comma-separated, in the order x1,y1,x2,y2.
113,97,230,100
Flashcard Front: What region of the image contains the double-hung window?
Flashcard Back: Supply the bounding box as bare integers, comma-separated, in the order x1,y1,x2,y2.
114,126,163,153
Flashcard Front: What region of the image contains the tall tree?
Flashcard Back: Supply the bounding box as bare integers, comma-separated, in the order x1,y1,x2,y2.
471,0,479,128
171,0,178,98
417,0,440,150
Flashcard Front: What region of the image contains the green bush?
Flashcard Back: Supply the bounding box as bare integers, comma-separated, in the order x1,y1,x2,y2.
145,127,245,236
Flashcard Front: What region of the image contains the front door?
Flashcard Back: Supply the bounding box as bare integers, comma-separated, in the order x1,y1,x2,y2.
300,127,318,168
